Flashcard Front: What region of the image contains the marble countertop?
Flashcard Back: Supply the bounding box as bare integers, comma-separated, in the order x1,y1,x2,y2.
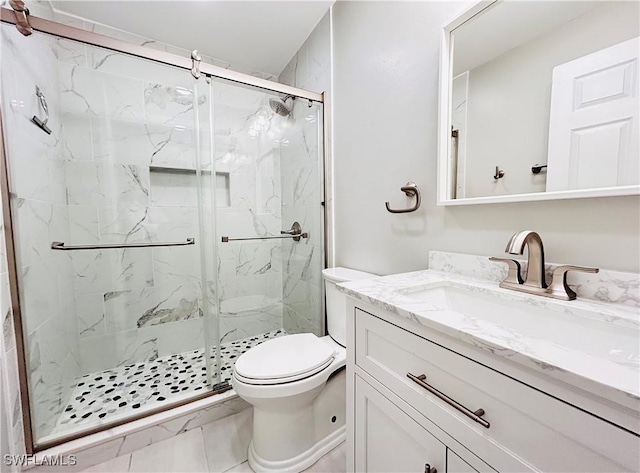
338,269,640,411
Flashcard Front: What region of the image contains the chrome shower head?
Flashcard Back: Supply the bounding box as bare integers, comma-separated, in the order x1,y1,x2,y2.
268,95,294,117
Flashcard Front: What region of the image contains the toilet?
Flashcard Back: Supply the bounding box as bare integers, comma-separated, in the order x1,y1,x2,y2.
232,267,376,472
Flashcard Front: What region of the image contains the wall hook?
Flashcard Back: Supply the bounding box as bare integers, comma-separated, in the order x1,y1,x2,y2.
31,86,51,135
493,166,505,180
531,164,547,174
385,182,421,214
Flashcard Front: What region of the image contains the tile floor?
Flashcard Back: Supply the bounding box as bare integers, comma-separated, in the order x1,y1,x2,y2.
53,330,285,436
80,409,346,473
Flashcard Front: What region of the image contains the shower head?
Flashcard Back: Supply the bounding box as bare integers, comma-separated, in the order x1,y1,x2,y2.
268,95,294,117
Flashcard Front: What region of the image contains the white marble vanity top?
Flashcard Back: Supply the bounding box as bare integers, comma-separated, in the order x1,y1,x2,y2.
338,252,640,412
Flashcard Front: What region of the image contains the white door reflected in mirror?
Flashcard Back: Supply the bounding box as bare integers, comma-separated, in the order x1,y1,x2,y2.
547,38,639,191
438,0,640,205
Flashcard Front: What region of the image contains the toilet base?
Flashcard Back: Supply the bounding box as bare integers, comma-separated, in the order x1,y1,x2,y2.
244,368,346,472
247,425,345,473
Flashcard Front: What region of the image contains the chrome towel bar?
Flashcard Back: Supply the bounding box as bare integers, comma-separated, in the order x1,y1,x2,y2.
222,221,308,243
51,238,195,250
385,182,421,213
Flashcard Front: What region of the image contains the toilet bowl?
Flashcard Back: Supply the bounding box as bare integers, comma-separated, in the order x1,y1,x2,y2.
232,267,376,472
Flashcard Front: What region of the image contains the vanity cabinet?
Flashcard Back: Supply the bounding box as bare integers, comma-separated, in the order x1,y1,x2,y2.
354,375,481,473
347,305,639,472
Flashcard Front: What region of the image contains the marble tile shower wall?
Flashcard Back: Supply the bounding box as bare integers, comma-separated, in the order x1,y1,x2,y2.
0,25,81,440
278,12,331,335
212,84,284,343
0,150,25,471
53,39,215,377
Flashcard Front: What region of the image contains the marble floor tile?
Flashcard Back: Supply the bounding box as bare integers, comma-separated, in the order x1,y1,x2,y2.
224,442,346,473
81,453,132,473
81,434,345,473
303,442,346,473
202,409,253,472
128,428,208,473
222,462,254,472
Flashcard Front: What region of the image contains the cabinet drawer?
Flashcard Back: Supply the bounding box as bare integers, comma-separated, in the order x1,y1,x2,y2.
355,308,639,472
355,375,446,473
448,449,479,473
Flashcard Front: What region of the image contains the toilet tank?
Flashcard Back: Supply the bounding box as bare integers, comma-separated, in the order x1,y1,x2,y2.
322,267,377,347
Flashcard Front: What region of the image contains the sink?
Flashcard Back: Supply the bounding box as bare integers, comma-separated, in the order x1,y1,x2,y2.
397,282,639,371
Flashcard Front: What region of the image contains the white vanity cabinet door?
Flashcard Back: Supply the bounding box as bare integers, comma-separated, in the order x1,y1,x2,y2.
447,450,479,473
354,308,639,472
355,375,446,473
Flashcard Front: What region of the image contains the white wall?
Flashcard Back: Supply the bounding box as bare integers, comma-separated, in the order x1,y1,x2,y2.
332,1,640,275
463,1,639,198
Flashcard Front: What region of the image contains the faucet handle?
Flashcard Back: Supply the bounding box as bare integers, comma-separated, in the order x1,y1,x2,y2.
489,257,524,285
548,265,599,300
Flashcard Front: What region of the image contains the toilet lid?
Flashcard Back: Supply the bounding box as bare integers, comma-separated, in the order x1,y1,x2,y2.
234,334,335,382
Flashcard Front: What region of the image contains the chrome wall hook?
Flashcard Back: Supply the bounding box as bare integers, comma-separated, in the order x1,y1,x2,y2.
385,182,421,213
31,86,51,135
493,166,505,180
191,50,202,79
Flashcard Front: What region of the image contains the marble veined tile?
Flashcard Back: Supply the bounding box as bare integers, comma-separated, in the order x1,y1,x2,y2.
52,37,87,67
144,83,205,127
76,293,106,339
202,409,252,473
81,453,131,473
109,248,154,292
128,428,208,473
61,112,94,161
104,282,201,334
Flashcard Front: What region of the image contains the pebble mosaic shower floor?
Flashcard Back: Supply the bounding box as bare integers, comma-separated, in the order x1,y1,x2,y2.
52,330,285,436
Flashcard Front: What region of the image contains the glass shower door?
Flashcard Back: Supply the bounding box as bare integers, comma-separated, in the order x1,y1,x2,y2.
0,25,220,446
210,78,325,381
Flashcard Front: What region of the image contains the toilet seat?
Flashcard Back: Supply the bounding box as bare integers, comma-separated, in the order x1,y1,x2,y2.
234,333,336,385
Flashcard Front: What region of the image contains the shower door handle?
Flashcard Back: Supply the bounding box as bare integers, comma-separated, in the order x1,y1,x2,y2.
51,238,195,250
222,221,308,243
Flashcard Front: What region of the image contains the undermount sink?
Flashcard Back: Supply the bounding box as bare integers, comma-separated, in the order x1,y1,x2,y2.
397,282,639,371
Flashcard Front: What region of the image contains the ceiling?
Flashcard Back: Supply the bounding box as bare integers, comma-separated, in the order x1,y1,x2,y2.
49,1,333,77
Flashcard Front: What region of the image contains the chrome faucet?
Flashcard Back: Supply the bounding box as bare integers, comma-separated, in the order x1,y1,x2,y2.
490,231,599,300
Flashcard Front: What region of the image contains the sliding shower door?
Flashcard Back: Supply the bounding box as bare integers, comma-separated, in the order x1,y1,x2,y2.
0,25,220,446
210,78,325,379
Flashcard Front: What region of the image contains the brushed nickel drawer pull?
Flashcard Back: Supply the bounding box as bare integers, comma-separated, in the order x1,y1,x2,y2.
407,372,490,429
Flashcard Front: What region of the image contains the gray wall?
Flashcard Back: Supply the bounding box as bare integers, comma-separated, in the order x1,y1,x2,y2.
332,1,640,275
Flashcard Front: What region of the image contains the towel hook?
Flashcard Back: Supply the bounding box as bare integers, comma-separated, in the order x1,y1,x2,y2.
385,182,421,214
31,86,52,135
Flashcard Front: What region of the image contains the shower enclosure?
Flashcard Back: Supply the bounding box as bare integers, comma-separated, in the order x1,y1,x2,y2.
0,12,325,451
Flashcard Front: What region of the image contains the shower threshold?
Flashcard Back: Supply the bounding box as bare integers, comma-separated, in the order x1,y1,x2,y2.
49,329,286,439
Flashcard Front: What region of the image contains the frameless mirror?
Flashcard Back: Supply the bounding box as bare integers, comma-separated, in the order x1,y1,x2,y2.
438,0,640,205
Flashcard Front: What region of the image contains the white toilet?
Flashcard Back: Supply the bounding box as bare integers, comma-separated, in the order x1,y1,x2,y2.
232,267,376,472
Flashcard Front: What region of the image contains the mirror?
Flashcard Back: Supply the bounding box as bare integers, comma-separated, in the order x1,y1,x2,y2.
438,1,640,205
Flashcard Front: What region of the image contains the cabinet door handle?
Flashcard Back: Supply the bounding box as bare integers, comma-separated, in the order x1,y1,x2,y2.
407,372,490,429
424,463,437,473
